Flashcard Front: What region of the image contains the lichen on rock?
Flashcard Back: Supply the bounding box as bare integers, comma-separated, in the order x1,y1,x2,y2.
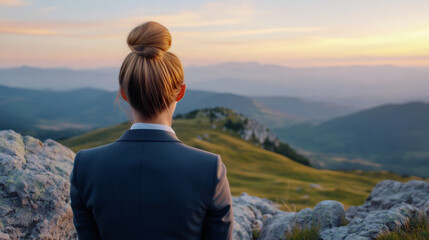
0,130,77,240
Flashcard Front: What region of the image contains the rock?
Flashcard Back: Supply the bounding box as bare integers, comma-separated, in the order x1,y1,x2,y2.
295,208,313,229
319,226,349,240
309,183,322,189
257,200,345,239
346,180,429,219
232,204,256,240
312,200,345,230
326,203,420,239
232,193,279,240
0,130,77,240
321,180,429,239
257,212,296,240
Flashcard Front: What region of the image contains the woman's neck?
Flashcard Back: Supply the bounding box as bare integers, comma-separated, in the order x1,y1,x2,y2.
132,108,174,127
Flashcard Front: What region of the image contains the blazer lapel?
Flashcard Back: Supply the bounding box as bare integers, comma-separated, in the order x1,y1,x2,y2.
116,129,182,143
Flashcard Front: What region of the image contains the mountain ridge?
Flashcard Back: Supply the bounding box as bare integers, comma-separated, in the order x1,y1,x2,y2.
0,84,354,139
274,101,429,177
2,63,429,107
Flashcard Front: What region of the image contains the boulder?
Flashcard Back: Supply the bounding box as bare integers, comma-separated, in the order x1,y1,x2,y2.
232,193,279,240
257,200,345,240
321,180,429,239
346,180,429,219
0,130,77,239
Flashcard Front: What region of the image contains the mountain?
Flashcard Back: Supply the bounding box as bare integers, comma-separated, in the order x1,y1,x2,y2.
0,66,118,91
2,63,429,108
252,96,358,122
60,111,421,211
0,85,354,139
174,108,310,166
185,63,429,108
0,85,127,140
274,102,429,177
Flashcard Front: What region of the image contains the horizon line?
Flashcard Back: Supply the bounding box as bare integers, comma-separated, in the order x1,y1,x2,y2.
2,61,429,71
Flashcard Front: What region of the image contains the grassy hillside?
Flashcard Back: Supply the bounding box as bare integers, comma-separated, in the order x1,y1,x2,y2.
274,102,429,177
61,115,422,211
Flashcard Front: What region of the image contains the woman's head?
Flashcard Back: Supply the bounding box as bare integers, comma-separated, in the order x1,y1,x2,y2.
119,21,185,120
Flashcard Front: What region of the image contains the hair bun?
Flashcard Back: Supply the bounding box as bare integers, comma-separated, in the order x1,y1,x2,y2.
131,45,163,58
127,21,172,58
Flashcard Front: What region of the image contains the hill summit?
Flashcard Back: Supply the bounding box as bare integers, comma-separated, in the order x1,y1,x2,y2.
174,107,310,166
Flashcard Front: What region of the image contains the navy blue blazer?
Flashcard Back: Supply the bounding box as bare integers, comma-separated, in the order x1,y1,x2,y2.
70,129,233,240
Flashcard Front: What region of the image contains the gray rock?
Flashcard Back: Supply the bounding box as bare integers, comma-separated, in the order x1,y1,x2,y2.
0,130,77,240
294,208,313,229
319,226,349,240
312,200,345,230
257,211,296,240
258,200,345,239
232,193,279,240
344,234,370,240
346,180,429,219
321,182,428,240
344,203,419,238
309,183,322,189
232,204,256,240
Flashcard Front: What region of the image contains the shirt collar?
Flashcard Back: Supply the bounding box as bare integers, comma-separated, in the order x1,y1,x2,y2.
130,122,175,135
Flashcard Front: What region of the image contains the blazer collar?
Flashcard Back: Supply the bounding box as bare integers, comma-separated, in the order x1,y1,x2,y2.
116,129,182,143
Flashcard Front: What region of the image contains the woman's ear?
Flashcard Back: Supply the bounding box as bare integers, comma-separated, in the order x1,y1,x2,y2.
121,88,128,102
176,84,186,102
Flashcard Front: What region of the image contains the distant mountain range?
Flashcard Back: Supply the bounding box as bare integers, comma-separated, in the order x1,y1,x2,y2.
2,63,429,108
0,84,355,139
1,63,428,177
274,102,429,177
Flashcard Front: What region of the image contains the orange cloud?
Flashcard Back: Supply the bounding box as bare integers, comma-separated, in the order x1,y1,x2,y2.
0,0,28,6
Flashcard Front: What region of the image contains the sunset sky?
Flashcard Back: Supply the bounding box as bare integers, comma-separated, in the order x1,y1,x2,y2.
1,0,429,68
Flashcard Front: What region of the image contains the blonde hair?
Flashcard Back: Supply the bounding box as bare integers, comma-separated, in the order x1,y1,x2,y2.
119,21,184,119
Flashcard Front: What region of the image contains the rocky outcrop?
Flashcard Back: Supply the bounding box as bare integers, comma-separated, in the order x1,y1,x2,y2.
232,193,279,239
256,200,346,240
175,107,279,146
320,180,429,240
0,130,76,239
232,180,429,240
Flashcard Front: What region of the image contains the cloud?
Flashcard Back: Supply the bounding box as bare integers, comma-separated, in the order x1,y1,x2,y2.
122,2,257,28
0,21,57,35
0,0,28,6
37,6,58,13
0,2,260,37
0,19,118,37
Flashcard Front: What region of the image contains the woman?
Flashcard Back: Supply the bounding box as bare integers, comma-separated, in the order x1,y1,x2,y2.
70,21,233,240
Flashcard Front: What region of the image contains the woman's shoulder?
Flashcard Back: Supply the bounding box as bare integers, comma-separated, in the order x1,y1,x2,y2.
175,142,220,161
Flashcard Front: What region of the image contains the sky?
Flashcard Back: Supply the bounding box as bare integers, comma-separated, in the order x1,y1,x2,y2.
1,0,429,68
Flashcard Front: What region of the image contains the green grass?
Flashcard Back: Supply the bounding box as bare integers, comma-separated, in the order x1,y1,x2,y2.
286,225,320,240
376,214,429,240
60,118,424,210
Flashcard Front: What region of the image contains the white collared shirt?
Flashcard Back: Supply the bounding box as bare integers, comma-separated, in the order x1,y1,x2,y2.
130,122,175,135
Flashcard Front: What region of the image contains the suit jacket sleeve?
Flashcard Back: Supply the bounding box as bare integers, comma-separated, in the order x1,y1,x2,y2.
202,155,234,240
70,150,101,240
